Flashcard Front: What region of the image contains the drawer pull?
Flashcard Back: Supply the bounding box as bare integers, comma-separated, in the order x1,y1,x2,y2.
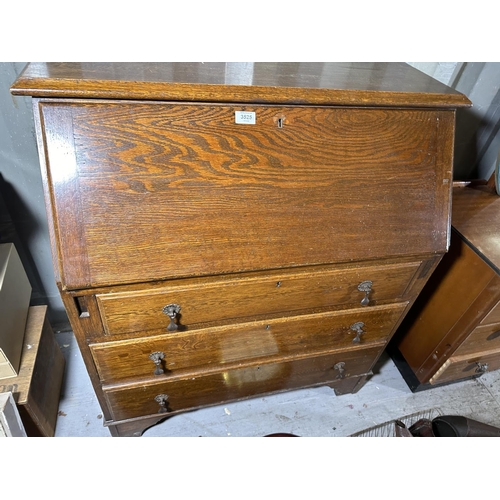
154,394,169,413
475,362,489,374
149,351,165,375
349,322,365,343
358,281,373,306
334,362,346,379
162,303,181,331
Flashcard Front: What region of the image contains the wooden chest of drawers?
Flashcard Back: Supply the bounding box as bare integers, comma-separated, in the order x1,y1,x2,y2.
391,184,500,390
11,62,470,436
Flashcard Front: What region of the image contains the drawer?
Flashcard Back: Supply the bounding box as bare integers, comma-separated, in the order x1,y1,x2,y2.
430,349,500,385
104,345,383,421
96,262,419,336
38,101,450,289
453,323,500,357
90,302,406,383
480,300,500,326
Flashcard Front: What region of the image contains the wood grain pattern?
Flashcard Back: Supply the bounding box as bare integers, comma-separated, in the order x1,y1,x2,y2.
90,302,405,383
430,349,500,385
32,100,63,286
13,62,466,432
97,261,419,336
391,185,500,389
452,185,500,273
11,62,471,108
480,301,500,325
37,104,92,288
39,101,451,289
104,345,383,421
106,371,372,437
58,291,112,422
419,273,500,382
396,231,497,379
453,323,500,357
0,307,65,437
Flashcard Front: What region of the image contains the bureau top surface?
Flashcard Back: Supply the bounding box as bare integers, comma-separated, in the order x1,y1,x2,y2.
452,186,500,272
11,62,470,108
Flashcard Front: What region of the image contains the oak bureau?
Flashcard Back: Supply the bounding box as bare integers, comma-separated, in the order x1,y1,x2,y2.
11,63,470,436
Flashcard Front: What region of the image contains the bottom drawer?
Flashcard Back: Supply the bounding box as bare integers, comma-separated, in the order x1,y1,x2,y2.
104,345,383,421
430,349,500,385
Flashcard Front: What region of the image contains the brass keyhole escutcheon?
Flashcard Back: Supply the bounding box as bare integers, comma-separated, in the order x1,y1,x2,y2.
276,116,285,128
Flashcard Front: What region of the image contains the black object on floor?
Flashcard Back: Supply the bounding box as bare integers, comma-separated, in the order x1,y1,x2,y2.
408,415,500,437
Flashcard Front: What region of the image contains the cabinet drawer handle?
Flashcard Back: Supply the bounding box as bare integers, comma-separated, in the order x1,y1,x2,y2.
162,303,181,331
149,351,165,375
357,281,373,306
349,322,365,343
154,394,169,413
475,362,489,374
334,362,346,379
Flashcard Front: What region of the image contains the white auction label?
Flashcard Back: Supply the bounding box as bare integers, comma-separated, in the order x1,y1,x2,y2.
235,111,256,124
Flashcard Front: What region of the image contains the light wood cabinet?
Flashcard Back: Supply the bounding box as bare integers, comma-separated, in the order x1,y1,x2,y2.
391,185,500,390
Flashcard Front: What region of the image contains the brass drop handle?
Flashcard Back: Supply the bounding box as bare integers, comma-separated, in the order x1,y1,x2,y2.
162,303,181,331
475,362,489,374
349,321,365,343
154,394,169,413
334,361,346,379
358,281,373,306
149,351,165,375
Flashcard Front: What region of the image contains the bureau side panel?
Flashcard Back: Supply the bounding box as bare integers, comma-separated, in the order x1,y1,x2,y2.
38,101,454,289
34,101,92,289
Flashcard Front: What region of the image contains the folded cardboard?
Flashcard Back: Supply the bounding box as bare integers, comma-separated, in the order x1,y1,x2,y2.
0,243,32,378
0,391,27,437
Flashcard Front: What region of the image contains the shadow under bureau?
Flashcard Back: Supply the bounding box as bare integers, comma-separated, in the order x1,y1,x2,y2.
11,63,470,436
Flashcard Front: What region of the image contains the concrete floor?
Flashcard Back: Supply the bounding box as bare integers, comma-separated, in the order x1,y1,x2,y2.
53,330,500,437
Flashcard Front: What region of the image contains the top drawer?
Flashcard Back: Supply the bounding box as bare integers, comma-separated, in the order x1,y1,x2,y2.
97,261,420,336
37,101,454,289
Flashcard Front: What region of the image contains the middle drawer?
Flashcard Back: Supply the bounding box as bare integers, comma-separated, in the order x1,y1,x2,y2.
96,261,419,336
90,302,407,383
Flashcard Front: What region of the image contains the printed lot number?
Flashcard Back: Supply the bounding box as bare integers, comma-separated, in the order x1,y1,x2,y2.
235,111,256,124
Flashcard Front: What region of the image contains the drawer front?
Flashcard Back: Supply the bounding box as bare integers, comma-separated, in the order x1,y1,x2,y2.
480,300,500,326
453,323,500,357
104,345,383,421
430,350,500,385
38,101,452,289
90,302,406,383
96,262,419,336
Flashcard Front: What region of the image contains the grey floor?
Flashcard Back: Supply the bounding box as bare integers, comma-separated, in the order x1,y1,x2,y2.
53,330,500,437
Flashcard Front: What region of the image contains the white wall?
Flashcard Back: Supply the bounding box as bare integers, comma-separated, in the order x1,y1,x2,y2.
0,62,67,329
407,62,459,85
408,62,500,180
